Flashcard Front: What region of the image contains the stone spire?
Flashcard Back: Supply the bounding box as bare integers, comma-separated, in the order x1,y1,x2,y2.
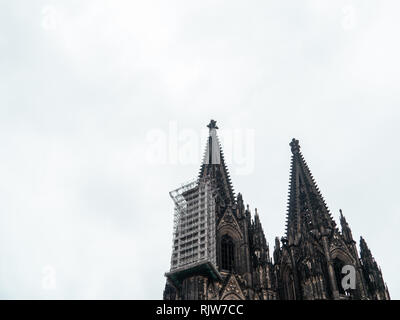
199,120,235,206
339,209,354,243
285,138,335,242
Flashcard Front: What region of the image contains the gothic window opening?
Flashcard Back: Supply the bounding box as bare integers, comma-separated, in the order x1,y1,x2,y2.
221,235,235,271
283,268,296,300
333,258,346,296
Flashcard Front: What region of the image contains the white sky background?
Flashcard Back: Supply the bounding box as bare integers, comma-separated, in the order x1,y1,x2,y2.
0,0,399,299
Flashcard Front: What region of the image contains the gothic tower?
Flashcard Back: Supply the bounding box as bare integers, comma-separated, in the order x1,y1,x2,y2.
163,120,277,300
163,121,390,300
273,138,390,300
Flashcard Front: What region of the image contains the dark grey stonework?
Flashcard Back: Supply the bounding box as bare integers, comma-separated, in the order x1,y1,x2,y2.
163,121,390,300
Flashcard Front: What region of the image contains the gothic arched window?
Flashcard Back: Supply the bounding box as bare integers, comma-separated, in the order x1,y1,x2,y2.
282,267,296,300
221,235,235,271
332,257,358,299
333,258,346,295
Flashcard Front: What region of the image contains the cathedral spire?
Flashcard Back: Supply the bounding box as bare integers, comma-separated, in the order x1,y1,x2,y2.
285,139,335,241
199,120,235,205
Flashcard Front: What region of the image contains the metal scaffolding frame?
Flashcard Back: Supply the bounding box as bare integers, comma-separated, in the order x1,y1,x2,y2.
168,177,217,274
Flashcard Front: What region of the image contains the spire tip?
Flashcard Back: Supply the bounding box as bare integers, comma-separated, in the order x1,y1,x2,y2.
207,119,218,130
290,138,300,154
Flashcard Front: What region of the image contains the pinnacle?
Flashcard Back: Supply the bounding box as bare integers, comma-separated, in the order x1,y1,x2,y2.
290,138,300,154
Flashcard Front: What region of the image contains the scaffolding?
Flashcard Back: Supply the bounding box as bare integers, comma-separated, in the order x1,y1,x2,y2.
166,177,219,285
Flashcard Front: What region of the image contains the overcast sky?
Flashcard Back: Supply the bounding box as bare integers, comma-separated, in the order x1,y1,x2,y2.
0,0,399,299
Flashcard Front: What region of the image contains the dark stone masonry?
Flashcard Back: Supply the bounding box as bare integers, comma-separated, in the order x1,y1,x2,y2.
163,120,390,300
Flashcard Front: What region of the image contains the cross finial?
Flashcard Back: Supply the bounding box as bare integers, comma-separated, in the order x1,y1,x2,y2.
207,119,218,130
339,209,347,223
290,138,300,154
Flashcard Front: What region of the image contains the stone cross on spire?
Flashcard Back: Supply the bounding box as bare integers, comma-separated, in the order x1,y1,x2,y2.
290,138,300,154
207,119,219,130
